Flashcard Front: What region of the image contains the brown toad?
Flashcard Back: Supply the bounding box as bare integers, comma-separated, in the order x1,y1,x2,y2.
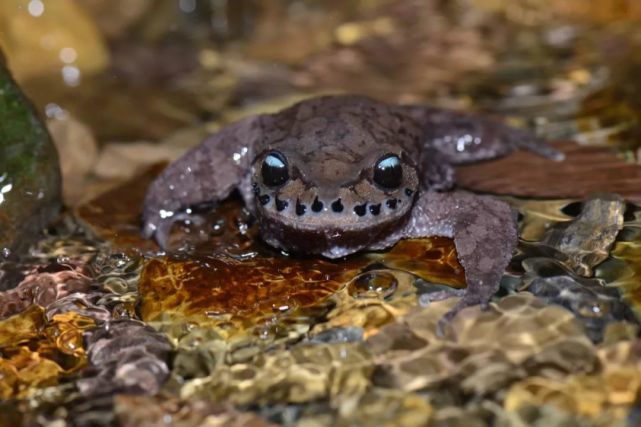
142,95,561,323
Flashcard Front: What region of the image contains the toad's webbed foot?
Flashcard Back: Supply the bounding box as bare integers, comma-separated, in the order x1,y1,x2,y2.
142,116,264,249
401,105,564,164
394,191,518,333
142,212,207,250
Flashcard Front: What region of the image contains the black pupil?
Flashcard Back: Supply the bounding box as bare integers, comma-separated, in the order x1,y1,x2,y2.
262,152,289,187
373,154,402,189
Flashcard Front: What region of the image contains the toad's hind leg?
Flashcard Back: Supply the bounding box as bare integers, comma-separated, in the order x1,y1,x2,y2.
399,191,518,333
400,105,563,164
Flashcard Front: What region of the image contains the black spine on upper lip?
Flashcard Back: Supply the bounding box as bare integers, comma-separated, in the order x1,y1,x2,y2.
252,183,260,195
331,199,344,212
275,197,288,211
296,200,306,216
354,203,367,216
386,199,397,209
405,188,414,197
258,194,270,205
311,197,323,212
369,203,381,215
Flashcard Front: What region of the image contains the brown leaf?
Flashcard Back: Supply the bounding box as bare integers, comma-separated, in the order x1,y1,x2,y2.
456,141,641,201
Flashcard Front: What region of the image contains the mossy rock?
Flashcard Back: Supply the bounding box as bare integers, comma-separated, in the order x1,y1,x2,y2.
0,51,61,257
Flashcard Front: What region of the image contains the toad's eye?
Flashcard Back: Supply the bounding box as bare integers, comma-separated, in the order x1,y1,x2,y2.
373,154,402,189
261,151,289,187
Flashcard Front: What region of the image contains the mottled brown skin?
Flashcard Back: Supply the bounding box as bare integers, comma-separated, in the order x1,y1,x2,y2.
143,95,560,328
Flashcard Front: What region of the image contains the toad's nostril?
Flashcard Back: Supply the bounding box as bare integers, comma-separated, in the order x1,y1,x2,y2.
258,194,270,205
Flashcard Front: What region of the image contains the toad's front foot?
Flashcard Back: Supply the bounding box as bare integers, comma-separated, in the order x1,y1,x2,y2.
395,190,518,334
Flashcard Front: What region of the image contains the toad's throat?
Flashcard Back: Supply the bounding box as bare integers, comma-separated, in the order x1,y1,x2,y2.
257,208,411,257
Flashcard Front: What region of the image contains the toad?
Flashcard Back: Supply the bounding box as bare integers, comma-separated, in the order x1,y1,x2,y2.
142,95,561,324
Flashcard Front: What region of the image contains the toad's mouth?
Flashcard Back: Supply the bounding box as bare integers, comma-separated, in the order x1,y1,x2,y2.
257,208,411,259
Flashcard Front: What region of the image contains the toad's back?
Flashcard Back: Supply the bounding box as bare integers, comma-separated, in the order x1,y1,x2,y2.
258,96,423,186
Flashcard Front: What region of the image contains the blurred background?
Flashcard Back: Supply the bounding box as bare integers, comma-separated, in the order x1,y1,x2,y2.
2,0,641,205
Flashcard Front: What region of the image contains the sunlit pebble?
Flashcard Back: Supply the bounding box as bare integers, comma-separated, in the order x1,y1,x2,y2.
59,47,77,64
178,0,196,13
61,65,81,87
278,305,290,312
27,0,44,17
511,83,537,97
45,103,68,120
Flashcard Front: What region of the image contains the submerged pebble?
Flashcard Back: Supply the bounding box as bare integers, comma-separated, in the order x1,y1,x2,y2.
542,193,625,276
522,258,636,342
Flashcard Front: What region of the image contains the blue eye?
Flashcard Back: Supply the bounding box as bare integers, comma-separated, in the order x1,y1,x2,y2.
262,151,289,187
373,154,402,189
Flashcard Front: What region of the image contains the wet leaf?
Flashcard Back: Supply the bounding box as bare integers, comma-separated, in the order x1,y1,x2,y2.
457,142,641,201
